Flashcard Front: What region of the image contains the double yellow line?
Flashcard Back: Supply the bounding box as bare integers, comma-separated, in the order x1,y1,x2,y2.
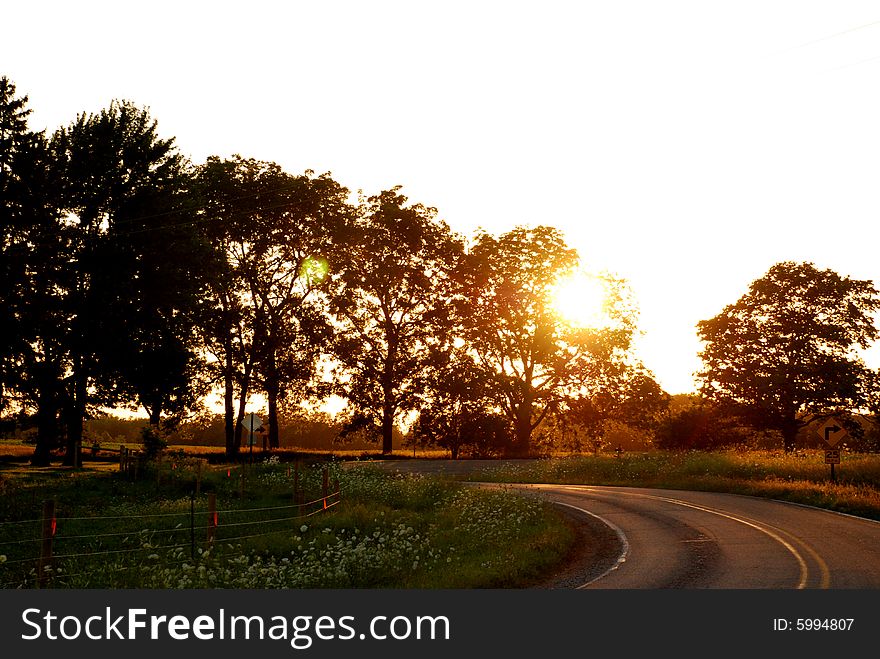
538,484,832,589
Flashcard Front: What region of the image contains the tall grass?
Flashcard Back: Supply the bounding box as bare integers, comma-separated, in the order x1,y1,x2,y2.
0,460,571,588
473,450,880,520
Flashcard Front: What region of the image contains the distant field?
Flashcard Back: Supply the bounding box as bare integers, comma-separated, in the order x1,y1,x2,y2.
470,450,880,521
0,440,453,464
7,440,879,522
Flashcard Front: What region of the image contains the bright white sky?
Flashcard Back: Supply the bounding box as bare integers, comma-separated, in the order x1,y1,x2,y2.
5,1,880,394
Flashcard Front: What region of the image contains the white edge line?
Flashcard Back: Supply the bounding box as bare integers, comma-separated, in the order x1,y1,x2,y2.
551,501,630,589
566,485,812,589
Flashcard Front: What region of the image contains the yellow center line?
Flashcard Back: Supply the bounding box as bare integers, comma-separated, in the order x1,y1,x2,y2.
533,484,825,589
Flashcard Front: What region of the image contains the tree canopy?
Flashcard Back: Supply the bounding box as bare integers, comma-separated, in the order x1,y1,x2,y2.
196,156,351,455
461,226,640,456
22,75,880,462
329,188,464,454
697,261,880,451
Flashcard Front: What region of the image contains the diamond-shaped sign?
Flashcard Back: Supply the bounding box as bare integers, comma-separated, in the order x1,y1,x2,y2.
816,418,847,447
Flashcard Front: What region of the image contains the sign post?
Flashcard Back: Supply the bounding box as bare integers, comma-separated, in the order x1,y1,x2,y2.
816,418,847,482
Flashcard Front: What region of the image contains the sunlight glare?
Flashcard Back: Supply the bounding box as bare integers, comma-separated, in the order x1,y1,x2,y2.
551,272,609,329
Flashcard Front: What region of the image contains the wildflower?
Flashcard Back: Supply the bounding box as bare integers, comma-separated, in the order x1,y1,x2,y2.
300,525,308,533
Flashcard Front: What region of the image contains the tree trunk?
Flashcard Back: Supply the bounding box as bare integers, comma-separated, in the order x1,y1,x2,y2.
782,421,799,453
62,372,86,467
31,377,57,467
234,357,253,451
381,403,394,454
224,343,236,459
511,414,532,457
265,353,280,449
148,403,161,427
507,397,533,457
63,401,84,468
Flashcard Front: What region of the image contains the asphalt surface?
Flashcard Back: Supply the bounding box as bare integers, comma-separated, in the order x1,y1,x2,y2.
515,484,880,589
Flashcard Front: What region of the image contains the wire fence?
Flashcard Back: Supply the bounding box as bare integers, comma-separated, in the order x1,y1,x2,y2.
0,478,343,589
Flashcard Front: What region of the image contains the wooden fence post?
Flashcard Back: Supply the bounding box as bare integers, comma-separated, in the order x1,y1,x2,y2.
207,493,217,545
38,500,56,588
119,445,125,472
322,466,329,509
195,460,202,496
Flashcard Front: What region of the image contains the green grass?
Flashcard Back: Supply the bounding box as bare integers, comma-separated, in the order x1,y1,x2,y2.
471,450,880,520
0,459,571,589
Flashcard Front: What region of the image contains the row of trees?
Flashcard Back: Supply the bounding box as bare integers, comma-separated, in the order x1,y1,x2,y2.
4,76,880,461
1,77,660,464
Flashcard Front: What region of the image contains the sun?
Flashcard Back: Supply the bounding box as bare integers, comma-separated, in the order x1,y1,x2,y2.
550,272,609,328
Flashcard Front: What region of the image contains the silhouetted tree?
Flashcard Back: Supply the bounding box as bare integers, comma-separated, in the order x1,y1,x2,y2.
560,368,669,452
195,158,255,457
462,226,638,456
197,157,350,456
697,261,880,452
653,402,747,450
48,100,203,464
330,188,464,454
1,76,40,410
1,77,69,465
412,350,509,458
2,79,59,464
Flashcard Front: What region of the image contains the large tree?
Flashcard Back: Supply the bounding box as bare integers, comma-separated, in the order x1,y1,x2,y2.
462,226,637,456
1,77,69,464
0,76,41,410
330,188,464,454
697,261,880,452
47,100,204,464
197,157,349,456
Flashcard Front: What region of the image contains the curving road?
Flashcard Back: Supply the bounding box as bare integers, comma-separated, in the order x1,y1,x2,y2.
513,484,880,589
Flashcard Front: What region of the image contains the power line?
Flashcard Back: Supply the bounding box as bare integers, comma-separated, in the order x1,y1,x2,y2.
791,18,880,52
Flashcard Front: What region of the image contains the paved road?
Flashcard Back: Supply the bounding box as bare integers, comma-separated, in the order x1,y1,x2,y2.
516,484,880,589
357,461,880,588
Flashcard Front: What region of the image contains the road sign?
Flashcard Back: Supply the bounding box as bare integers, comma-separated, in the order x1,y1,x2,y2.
241,414,263,447
241,413,263,429
825,449,840,465
816,418,847,447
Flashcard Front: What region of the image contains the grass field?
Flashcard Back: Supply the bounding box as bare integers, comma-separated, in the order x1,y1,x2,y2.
0,456,571,589
5,441,879,589
471,450,880,520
